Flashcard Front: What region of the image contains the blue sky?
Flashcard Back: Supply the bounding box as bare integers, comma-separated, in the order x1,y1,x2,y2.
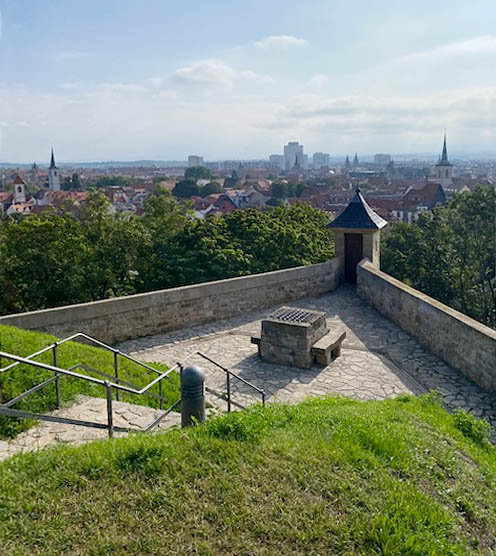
1,0,496,162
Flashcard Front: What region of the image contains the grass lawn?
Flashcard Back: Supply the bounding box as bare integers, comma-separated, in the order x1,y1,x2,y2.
0,394,495,555
0,325,179,439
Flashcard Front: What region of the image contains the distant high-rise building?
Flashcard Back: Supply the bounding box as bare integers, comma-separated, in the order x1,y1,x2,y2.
313,152,330,169
283,142,304,171
188,155,204,167
269,154,285,170
374,153,391,166
433,133,453,187
48,148,60,191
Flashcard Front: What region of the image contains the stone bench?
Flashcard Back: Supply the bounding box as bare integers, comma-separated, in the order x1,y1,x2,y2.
311,329,346,365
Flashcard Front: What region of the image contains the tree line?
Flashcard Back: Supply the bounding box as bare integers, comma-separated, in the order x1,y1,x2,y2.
0,190,334,315
382,186,496,329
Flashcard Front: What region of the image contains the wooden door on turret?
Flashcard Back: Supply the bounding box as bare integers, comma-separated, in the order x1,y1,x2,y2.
344,233,363,284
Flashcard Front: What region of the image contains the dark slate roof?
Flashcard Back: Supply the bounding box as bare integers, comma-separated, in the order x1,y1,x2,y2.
329,188,387,230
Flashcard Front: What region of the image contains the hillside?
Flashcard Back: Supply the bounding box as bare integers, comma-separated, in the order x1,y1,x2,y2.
0,325,179,438
0,395,495,555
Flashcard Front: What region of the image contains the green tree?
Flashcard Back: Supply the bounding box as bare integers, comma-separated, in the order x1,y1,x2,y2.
271,181,288,198
382,186,496,328
0,210,88,313
164,204,334,286
184,166,211,180
266,197,284,206
296,183,307,197
140,188,190,289
172,178,200,198
201,182,222,197
94,176,132,188
72,173,81,189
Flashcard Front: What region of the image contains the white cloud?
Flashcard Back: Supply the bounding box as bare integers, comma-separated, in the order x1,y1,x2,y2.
2,81,496,161
399,35,496,64
253,35,308,50
170,59,272,89
171,59,236,88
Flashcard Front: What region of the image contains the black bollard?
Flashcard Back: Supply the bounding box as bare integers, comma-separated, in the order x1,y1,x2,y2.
181,365,205,427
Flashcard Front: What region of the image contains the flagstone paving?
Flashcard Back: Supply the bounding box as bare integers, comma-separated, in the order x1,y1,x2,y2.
0,395,180,461
120,285,496,432
3,285,496,461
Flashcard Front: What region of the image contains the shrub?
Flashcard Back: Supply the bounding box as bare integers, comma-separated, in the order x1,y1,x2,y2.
453,409,491,444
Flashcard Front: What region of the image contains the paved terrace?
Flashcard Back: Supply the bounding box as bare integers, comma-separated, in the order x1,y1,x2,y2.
2,285,495,461
121,285,496,428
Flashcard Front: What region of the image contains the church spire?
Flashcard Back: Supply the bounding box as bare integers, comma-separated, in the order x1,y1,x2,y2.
440,133,448,163
48,148,60,191
49,148,57,169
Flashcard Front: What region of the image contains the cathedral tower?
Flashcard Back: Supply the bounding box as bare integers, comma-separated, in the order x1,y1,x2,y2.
48,148,60,191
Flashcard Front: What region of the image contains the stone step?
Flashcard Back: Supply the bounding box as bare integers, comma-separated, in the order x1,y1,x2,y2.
0,395,181,462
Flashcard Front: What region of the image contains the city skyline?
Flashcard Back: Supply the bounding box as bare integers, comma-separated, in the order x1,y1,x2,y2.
1,0,496,162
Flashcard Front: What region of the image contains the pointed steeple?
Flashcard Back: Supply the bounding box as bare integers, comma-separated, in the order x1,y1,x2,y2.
49,148,57,169
345,155,350,168
436,133,452,168
440,133,448,163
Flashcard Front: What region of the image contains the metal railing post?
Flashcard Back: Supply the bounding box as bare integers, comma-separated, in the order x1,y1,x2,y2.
105,380,114,438
226,372,232,412
113,351,120,401
53,343,61,409
262,391,266,406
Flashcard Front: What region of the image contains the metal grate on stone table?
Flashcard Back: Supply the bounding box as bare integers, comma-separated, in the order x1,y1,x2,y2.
269,307,316,323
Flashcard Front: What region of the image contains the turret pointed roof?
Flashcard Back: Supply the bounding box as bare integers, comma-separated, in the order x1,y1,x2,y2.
49,148,57,169
329,188,387,230
13,174,26,185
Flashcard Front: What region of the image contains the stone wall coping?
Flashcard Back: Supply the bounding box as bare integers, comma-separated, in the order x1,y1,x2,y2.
358,259,496,341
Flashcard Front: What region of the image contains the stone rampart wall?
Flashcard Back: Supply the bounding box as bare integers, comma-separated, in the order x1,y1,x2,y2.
357,259,496,391
0,259,341,344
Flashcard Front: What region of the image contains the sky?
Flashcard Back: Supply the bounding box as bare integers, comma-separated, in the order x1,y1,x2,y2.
1,0,496,162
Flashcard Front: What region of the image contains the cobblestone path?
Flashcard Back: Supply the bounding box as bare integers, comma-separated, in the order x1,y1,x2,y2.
121,285,496,431
0,395,180,461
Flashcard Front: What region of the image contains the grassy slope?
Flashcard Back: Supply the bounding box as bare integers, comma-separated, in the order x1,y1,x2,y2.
1,394,495,555
0,325,179,438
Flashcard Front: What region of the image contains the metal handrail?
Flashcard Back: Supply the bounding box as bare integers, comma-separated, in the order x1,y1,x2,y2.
196,351,266,410
0,344,181,438
0,332,163,376
0,333,266,441
0,351,177,396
